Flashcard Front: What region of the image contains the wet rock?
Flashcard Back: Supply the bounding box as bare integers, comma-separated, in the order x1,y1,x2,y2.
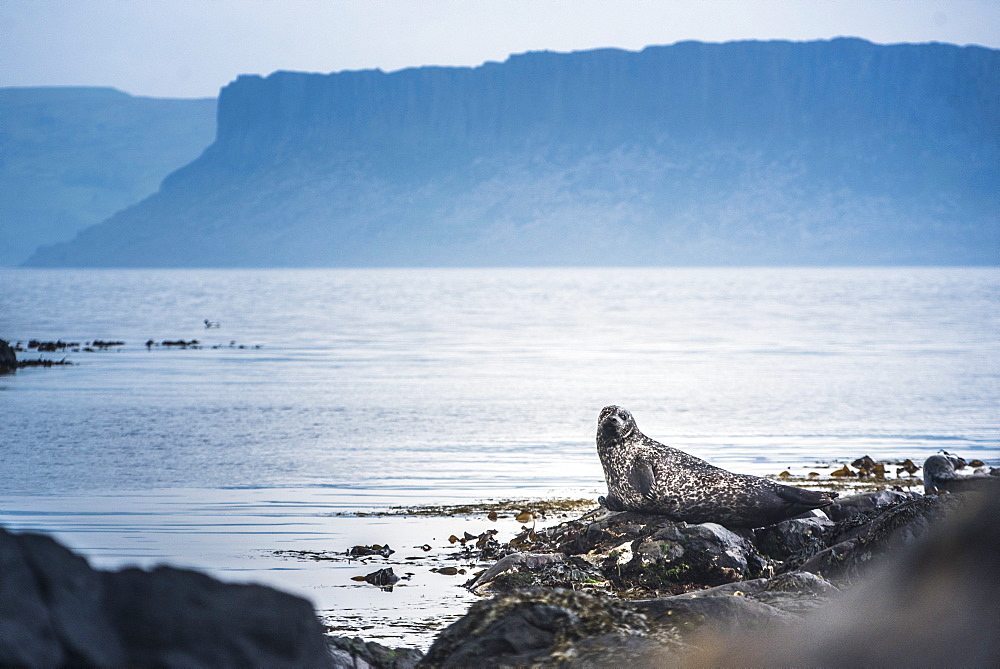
349,544,395,558
0,339,16,374
426,573,838,667
689,490,1000,667
327,636,423,669
419,588,665,668
16,357,74,368
0,526,334,668
426,485,992,667
676,571,840,616
466,553,574,594
627,521,769,587
801,493,971,582
161,339,199,348
636,593,795,635
850,455,877,470
922,454,1000,494
363,568,399,588
754,515,834,562
520,510,772,591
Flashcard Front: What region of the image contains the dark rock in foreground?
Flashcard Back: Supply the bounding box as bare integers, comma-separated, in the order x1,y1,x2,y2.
0,527,333,667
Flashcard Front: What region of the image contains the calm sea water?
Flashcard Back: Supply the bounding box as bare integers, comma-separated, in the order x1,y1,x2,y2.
1,267,998,645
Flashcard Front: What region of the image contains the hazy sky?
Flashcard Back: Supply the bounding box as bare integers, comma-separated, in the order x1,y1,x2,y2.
2,0,998,98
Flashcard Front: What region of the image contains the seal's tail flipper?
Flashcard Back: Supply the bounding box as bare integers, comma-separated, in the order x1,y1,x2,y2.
777,484,838,510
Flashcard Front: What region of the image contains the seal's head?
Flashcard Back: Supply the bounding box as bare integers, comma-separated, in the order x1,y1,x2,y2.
598,405,636,441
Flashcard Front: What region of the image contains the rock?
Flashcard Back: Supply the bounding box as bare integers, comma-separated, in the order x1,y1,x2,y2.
363,568,399,588
800,493,971,582
466,553,572,594
0,339,16,374
628,521,770,587
104,565,334,667
419,587,664,668
636,594,795,634
688,489,1000,667
922,454,1000,494
426,572,837,666
327,636,423,669
0,529,125,666
348,544,395,558
754,515,834,561
521,510,772,592
673,571,840,616
0,526,334,668
426,486,992,667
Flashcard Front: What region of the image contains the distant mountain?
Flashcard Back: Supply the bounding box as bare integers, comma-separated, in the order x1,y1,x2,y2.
0,87,216,266
25,39,1000,267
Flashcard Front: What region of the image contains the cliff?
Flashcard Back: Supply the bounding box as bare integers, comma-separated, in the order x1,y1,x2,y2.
0,87,216,266
25,39,1000,267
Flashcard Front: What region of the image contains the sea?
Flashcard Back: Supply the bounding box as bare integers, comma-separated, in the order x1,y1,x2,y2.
1,267,998,647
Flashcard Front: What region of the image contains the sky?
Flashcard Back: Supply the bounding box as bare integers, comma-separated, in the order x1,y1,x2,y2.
2,0,998,99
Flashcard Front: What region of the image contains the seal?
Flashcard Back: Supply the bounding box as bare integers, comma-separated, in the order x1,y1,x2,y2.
595,405,837,528
922,454,1000,494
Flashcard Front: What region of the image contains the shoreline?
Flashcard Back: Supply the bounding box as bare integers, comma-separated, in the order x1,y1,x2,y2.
3,477,996,665
0,458,973,650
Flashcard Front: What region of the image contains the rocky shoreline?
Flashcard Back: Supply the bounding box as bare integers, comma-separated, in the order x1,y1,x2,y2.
0,337,263,370
414,488,996,667
3,479,996,667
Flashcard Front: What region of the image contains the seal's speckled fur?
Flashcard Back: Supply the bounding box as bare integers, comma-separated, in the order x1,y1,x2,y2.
596,405,837,528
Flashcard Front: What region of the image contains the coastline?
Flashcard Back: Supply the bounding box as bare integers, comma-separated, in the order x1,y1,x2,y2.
4,471,996,666
0,461,953,650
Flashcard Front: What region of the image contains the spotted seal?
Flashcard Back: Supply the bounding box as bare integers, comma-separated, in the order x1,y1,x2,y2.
922,454,1000,494
595,405,837,528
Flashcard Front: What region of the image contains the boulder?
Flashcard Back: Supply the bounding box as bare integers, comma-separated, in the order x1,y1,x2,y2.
669,570,840,616
0,530,125,666
627,521,770,587
753,515,834,561
689,491,1000,667
635,594,794,634
327,636,423,669
0,526,334,667
801,493,971,582
466,553,585,594
424,570,841,667
521,509,773,591
418,587,666,668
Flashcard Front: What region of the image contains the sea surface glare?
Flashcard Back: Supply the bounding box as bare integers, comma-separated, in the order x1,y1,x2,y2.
1,267,998,645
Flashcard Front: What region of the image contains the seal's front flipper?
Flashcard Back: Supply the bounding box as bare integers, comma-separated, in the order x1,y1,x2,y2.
599,494,627,512
629,459,657,500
